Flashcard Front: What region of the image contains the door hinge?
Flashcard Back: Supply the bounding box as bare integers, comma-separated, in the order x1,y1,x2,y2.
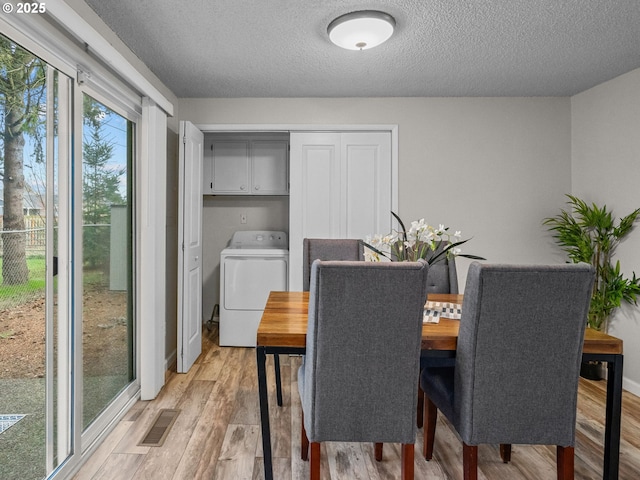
183,136,187,144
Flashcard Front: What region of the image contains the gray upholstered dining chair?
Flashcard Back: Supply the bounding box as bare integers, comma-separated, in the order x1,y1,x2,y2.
302,238,364,291
272,238,365,406
424,249,458,294
420,262,595,480
298,259,430,480
416,250,458,427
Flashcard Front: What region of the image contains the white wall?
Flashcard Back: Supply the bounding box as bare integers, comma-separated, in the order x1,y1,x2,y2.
179,97,572,290
572,68,640,395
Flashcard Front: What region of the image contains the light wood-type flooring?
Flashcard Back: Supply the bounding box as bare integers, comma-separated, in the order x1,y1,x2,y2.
74,325,640,479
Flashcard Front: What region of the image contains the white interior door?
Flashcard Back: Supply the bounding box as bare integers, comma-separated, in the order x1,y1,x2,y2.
178,121,204,372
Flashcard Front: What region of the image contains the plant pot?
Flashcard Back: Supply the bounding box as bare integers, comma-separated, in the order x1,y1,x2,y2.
580,361,604,381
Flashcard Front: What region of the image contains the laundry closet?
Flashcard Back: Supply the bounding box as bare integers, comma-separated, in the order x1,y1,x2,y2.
203,132,290,346
178,123,396,357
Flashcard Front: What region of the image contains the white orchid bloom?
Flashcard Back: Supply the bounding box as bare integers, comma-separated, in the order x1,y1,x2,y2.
366,234,380,249
365,213,481,263
364,249,381,262
409,218,426,232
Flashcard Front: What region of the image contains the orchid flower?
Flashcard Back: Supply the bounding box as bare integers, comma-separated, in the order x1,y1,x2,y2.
362,211,485,264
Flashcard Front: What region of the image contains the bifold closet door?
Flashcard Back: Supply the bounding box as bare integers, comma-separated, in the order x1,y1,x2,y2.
289,131,392,290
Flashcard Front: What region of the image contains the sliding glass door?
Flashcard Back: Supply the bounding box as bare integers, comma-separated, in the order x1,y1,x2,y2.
0,33,139,479
80,94,135,432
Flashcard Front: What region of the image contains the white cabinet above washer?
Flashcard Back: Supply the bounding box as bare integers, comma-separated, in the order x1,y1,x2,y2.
203,133,289,195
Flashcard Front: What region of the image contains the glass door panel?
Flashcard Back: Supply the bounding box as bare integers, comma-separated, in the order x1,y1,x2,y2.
81,95,134,430
0,34,72,479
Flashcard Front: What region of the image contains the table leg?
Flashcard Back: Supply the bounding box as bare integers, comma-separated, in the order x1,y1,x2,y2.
274,354,283,406
257,347,273,480
603,354,623,480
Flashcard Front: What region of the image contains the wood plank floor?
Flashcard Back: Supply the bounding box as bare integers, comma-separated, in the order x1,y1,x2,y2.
74,325,640,479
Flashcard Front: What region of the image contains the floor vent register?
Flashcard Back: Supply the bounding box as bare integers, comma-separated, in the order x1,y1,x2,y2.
138,409,180,447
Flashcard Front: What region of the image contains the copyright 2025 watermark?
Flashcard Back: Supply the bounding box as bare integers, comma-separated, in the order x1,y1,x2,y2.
3,2,47,14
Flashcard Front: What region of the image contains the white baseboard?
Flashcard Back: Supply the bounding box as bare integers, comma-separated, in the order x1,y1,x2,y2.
165,349,177,380
623,376,640,398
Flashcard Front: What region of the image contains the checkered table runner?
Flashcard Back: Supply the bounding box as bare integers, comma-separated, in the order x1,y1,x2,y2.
423,301,462,323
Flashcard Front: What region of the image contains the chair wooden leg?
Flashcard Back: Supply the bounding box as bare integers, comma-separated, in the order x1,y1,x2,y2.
423,394,438,460
374,442,383,461
301,412,309,461
310,442,321,480
462,443,478,480
417,383,424,428
401,443,414,480
557,445,574,480
500,443,512,463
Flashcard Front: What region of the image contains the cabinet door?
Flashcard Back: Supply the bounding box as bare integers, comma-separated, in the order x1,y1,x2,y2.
212,141,250,193
252,140,288,194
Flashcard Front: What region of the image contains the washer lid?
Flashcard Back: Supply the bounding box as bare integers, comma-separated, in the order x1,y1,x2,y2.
221,248,289,256
227,230,288,249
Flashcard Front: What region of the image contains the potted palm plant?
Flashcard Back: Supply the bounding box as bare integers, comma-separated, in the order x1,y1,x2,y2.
544,195,640,379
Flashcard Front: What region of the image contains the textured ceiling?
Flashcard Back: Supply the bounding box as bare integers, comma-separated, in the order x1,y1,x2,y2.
83,0,640,98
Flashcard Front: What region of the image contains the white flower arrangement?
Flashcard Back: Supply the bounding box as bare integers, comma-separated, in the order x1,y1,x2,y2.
363,212,484,264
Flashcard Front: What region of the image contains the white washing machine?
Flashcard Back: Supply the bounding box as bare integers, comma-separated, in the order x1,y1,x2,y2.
219,230,289,346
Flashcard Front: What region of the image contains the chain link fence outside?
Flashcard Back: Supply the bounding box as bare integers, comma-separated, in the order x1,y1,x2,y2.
1,217,118,310
0,215,46,255
0,215,46,310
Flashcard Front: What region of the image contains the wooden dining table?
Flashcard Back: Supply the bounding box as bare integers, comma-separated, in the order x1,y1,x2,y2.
256,291,624,480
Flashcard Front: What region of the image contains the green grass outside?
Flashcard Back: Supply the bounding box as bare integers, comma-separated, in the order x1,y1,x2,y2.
0,256,47,310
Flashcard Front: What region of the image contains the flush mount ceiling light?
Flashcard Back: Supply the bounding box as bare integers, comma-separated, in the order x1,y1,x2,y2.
327,10,396,51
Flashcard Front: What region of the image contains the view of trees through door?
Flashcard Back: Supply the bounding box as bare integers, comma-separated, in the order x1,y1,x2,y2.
0,33,54,480
0,33,135,479
81,94,134,431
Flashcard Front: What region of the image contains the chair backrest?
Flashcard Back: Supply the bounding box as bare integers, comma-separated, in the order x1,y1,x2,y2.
426,256,458,294
302,238,364,291
454,262,595,446
300,259,429,443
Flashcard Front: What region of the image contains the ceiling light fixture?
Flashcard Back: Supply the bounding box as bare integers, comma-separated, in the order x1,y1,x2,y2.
327,10,396,51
